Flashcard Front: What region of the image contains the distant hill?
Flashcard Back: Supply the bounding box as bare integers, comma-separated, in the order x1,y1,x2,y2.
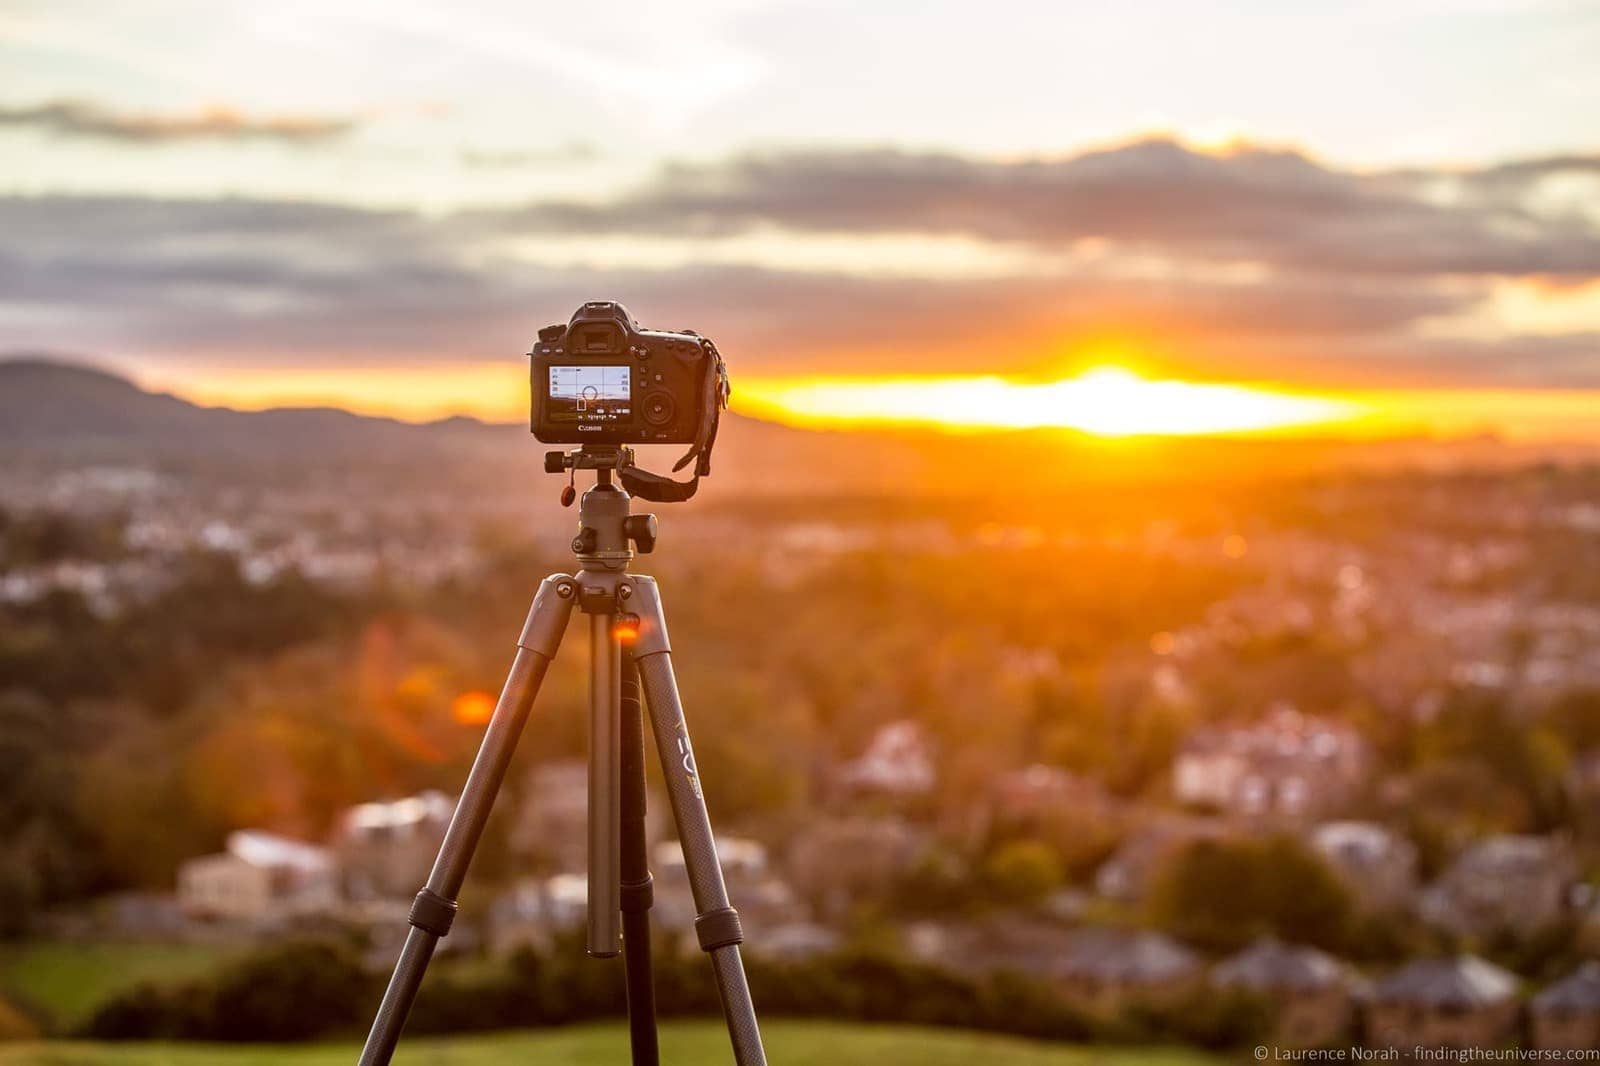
0,356,1072,494
0,355,985,492
2,356,1578,496
0,357,498,455
0,356,940,494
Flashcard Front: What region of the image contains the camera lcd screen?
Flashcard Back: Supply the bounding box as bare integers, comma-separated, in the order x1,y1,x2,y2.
548,365,632,424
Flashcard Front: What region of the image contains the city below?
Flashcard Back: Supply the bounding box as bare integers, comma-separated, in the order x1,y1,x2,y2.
1,359,1598,1054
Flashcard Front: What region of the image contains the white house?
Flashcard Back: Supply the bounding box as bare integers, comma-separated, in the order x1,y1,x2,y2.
838,721,935,797
1310,821,1419,912
1418,834,1576,935
178,830,336,922
333,790,453,900
1173,706,1368,819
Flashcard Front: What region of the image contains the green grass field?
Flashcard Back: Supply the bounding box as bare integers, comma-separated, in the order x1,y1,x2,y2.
0,941,240,1031
0,944,1229,1064
0,1020,1225,1065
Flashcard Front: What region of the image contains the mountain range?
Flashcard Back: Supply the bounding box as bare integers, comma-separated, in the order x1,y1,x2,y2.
1,356,1577,497
0,356,953,494
0,358,493,452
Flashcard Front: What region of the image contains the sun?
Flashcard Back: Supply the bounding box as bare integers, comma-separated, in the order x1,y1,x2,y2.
736,367,1359,437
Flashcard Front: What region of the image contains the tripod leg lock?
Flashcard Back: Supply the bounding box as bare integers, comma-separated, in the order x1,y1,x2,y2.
408,888,458,938
693,906,744,951
621,873,654,913
518,574,577,659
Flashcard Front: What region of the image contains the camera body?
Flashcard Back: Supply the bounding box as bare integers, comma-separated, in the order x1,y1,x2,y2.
530,302,712,445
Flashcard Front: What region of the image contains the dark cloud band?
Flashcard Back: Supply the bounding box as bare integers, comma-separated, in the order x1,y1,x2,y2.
1,137,1597,389
0,100,355,144
491,139,1600,279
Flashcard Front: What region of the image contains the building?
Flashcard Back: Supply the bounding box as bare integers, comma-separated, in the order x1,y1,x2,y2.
1569,751,1600,835
177,830,336,922
838,720,935,799
93,892,189,938
485,874,589,954
1309,821,1419,912
336,898,418,966
897,915,1085,981
657,836,807,942
1093,818,1226,903
987,765,1111,822
1172,706,1369,820
1530,962,1600,1053
749,921,843,961
973,764,1122,851
1211,938,1362,1047
1417,834,1576,935
334,791,452,900
787,816,926,920
1054,927,1202,1014
1572,750,1600,794
511,760,591,873
1366,955,1520,1050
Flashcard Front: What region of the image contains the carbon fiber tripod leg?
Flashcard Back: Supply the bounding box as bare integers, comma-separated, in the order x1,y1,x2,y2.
627,577,768,1066
620,660,660,1066
356,574,575,1066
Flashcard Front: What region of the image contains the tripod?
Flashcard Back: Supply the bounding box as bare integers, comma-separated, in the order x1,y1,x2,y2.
356,447,766,1066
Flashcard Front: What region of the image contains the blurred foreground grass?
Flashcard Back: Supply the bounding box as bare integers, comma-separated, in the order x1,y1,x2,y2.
0,941,239,1032
0,1021,1224,1065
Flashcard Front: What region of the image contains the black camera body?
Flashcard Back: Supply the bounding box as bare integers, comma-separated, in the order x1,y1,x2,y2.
530,302,714,446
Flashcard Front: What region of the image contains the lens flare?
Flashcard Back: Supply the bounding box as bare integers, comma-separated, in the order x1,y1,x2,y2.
451,690,497,726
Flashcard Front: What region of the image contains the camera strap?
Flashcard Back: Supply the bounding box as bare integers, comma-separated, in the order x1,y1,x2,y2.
619,339,729,503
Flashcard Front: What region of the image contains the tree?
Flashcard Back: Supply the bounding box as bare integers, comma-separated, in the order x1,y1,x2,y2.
0,691,103,934
982,839,1064,904
85,940,377,1041
1146,834,1354,952
1417,691,1571,831
1544,688,1600,753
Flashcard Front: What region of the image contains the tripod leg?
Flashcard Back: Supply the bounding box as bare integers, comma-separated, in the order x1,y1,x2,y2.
620,660,660,1066
356,574,576,1066
627,577,768,1066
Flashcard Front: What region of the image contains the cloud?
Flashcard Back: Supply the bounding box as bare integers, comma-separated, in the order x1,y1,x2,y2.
458,142,600,169
493,139,1600,279
0,137,1597,389
0,194,1460,364
0,99,356,144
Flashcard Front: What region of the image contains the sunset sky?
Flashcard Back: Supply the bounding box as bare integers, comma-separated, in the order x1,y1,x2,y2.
3,1,1598,439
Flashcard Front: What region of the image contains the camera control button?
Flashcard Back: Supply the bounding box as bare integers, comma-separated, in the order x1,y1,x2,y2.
642,391,675,426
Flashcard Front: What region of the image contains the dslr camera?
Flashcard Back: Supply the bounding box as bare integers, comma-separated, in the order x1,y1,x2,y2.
530,301,728,446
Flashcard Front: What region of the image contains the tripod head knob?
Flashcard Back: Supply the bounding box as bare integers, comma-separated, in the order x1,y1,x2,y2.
623,513,658,554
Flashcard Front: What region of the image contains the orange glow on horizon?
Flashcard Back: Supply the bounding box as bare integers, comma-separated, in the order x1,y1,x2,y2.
737,368,1361,437
143,363,1600,444
155,362,525,423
